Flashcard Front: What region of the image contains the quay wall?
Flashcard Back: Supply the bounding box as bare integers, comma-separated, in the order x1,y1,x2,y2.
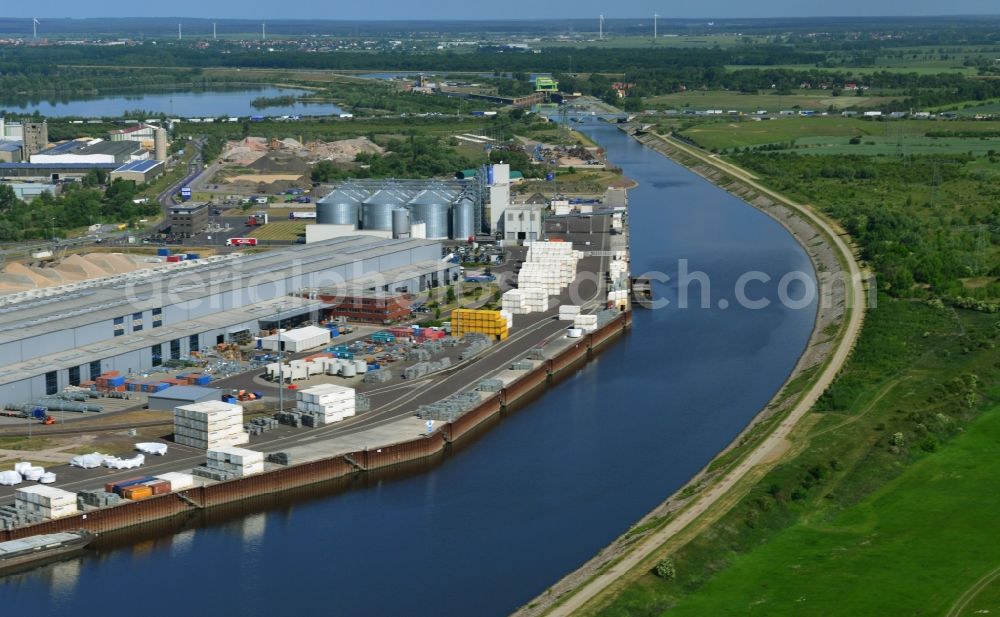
0,311,631,542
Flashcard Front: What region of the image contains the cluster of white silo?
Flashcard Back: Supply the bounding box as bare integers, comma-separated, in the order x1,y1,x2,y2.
316,181,475,240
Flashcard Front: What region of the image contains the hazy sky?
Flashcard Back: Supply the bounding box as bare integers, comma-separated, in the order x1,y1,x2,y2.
9,1,1000,20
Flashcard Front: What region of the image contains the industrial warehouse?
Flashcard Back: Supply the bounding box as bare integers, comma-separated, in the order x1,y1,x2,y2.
0,236,459,407
311,163,515,241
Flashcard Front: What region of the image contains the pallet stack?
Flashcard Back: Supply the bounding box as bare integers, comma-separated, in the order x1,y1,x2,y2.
451,309,509,341
205,447,264,478
574,314,599,333
296,384,356,424
14,485,78,520
173,401,248,450
559,305,582,321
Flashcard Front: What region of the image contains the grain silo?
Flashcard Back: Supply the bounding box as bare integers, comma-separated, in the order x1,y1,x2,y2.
452,196,475,241
361,189,407,230
407,189,452,240
317,187,364,226
391,208,411,239
154,127,168,161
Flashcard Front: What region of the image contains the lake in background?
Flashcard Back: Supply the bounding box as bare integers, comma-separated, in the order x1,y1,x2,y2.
0,87,343,119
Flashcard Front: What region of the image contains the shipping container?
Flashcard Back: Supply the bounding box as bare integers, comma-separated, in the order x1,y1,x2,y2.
144,480,172,495
122,485,153,500
106,476,155,495
156,248,171,257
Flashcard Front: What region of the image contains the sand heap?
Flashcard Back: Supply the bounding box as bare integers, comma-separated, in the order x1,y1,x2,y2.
223,137,269,166
223,136,384,167
308,137,384,163
0,252,154,295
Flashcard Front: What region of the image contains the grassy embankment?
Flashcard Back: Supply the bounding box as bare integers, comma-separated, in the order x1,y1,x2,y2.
588,119,1000,616
596,296,1000,616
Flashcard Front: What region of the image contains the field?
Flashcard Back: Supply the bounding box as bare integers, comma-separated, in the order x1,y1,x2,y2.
791,134,1000,156
725,63,980,76
614,401,1000,616
646,90,898,112
676,117,1000,151
598,299,1000,617
544,34,758,49
248,220,307,241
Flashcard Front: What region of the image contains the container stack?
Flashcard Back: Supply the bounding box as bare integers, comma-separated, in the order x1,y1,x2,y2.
173,401,248,450
105,476,155,496
451,309,509,341
574,314,599,333
205,447,265,478
296,384,356,424
154,472,196,491
14,485,79,520
559,305,582,321
94,371,126,392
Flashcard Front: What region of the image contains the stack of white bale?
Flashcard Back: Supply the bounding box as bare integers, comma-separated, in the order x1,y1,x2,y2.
574,314,598,333
206,447,264,478
610,259,629,286
174,401,248,450
558,305,582,321
607,289,630,310
297,384,356,424
15,485,78,520
499,309,513,330
502,290,528,315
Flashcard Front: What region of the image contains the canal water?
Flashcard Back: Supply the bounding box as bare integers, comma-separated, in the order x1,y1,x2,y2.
0,122,816,616
0,86,343,119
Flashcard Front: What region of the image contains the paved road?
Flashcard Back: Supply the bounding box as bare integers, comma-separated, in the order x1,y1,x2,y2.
544,133,867,617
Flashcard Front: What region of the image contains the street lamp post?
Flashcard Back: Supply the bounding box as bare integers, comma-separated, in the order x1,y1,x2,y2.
276,302,286,413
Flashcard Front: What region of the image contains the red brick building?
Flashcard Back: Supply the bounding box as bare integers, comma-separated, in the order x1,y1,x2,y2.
318,292,412,324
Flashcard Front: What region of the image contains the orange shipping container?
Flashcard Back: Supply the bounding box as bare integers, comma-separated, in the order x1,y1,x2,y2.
123,485,153,500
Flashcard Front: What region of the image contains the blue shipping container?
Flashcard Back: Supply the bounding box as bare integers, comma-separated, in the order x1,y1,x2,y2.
157,248,171,256
111,476,155,494
328,326,340,337
107,376,126,387
186,253,200,260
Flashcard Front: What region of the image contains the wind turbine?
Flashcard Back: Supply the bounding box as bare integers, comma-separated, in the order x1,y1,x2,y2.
654,13,658,40
178,23,182,40
599,15,604,40
32,18,39,40
213,23,217,40
262,23,266,41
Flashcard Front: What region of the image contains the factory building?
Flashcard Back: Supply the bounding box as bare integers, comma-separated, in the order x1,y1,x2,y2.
108,124,156,146
111,159,165,184
309,291,413,324
0,142,23,163
0,163,119,182
501,203,545,242
0,118,24,142
312,163,512,242
168,202,210,236
0,236,459,407
1,182,58,202
30,140,145,165
21,122,49,158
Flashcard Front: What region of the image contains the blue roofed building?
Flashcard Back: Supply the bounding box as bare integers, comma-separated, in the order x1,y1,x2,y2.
110,158,166,183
